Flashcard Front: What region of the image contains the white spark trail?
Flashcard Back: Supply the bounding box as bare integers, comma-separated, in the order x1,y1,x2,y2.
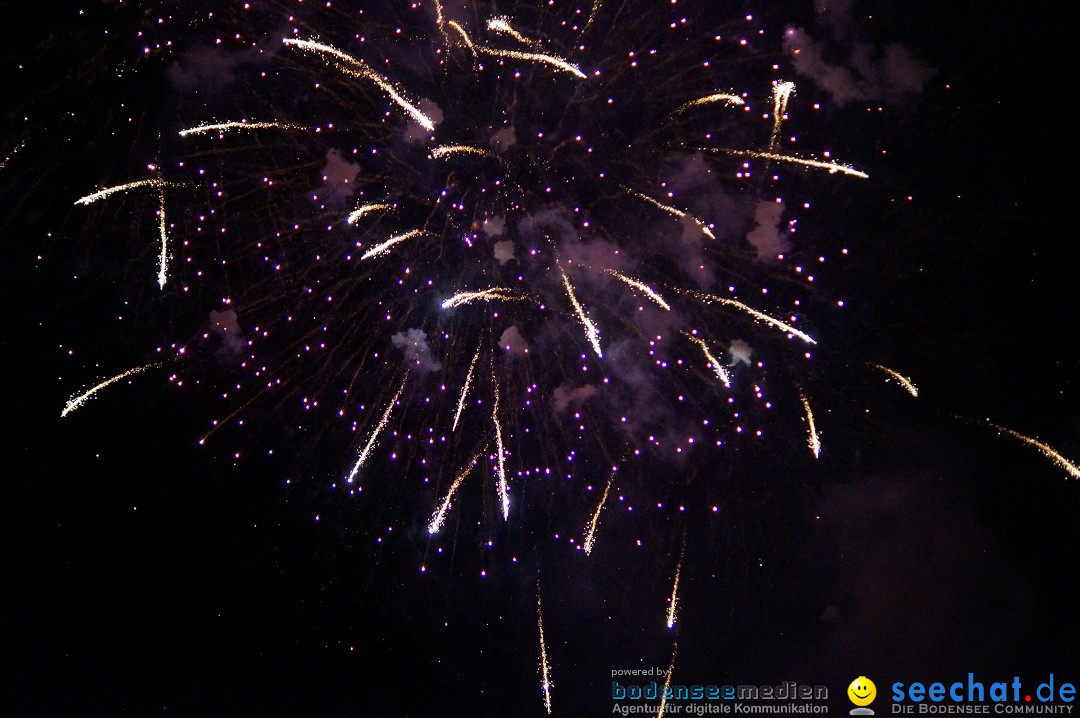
283,38,436,131
984,422,1080,480
156,189,169,289
606,270,671,311
453,345,481,431
62,364,159,417
627,189,715,239
560,268,603,358
74,178,170,206
870,363,918,397
427,447,486,534
477,45,587,79
441,287,522,309
347,203,392,225
178,121,303,137
361,229,428,260
493,381,510,520
656,643,679,718
0,140,25,171
583,468,616,555
666,548,683,628
769,80,796,150
537,593,554,715
683,332,731,388
345,378,406,484
712,148,869,179
672,92,744,115
447,21,477,57
430,144,493,160
800,394,821,458
688,292,817,345
487,17,539,48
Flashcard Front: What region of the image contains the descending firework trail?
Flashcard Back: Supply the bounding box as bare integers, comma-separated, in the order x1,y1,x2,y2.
155,188,168,289
492,380,509,520
710,148,869,179
665,545,684,629
344,378,406,485
452,345,481,432
769,80,795,150
537,592,554,715
360,229,430,261
177,121,305,137
73,177,170,206
430,144,494,160
870,363,919,397
346,203,393,225
672,92,745,115
626,189,716,240
560,268,603,359
800,394,821,458
686,291,818,344
683,331,732,388
61,364,159,418
657,643,679,718
985,421,1080,480
427,447,486,534
583,467,617,556
606,270,671,311
440,287,524,309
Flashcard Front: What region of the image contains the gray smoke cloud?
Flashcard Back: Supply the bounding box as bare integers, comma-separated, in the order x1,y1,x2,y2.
391,328,442,372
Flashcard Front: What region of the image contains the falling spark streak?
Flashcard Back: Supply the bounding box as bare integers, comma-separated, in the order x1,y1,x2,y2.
583,469,616,555
427,447,486,534
447,21,477,56
430,144,493,159
656,643,679,718
711,148,869,179
453,345,481,431
61,364,158,417
984,422,1080,480
345,378,406,484
581,0,603,34
627,189,716,239
537,593,554,715
672,92,745,115
606,270,671,311
441,287,523,309
870,363,918,397
487,17,539,48
156,189,168,289
477,45,587,79
432,0,450,47
800,394,821,458
282,38,436,131
492,381,510,520
177,121,303,137
74,178,169,206
687,292,817,344
683,332,732,388
560,269,603,358
346,202,392,224
360,229,428,260
0,140,25,171
665,547,684,629
769,80,796,150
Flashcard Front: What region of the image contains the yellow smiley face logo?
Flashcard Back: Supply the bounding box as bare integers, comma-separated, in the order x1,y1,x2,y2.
848,677,877,706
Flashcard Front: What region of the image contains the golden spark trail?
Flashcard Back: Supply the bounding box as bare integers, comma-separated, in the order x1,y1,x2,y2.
870,363,918,397
560,268,603,358
346,203,392,225
665,548,684,629
583,468,616,556
985,422,1080,480
656,643,679,718
712,149,868,179
687,292,817,344
427,447,486,534
156,189,169,289
283,38,435,131
432,0,450,47
487,17,539,48
672,92,744,115
62,364,158,417
769,80,795,150
441,287,522,309
627,189,716,239
447,21,477,57
537,593,554,715
582,0,603,33
430,144,493,159
178,121,302,137
492,381,510,520
0,140,25,171
477,45,587,79
74,178,169,206
361,229,428,260
683,332,731,388
345,378,405,484
606,270,671,311
800,393,821,458
453,345,481,431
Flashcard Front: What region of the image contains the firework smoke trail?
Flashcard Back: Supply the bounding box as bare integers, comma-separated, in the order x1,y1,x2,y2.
452,345,481,432
870,363,918,397
683,332,732,388
61,364,158,418
177,121,303,137
672,92,745,115
687,291,817,344
627,189,716,240
344,378,406,485
606,270,671,311
560,268,603,358
156,189,168,289
656,643,679,718
665,546,684,629
74,178,170,206
769,80,795,150
427,447,486,534
346,203,392,225
441,287,522,309
985,422,1080,480
800,394,821,458
360,229,428,261
492,380,510,520
430,144,494,160
583,467,617,556
537,592,554,715
711,148,869,179
282,38,436,131
477,45,587,79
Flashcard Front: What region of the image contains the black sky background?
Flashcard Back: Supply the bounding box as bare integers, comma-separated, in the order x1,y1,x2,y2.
2,1,1078,716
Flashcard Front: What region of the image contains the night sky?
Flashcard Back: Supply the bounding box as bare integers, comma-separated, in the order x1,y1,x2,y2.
2,1,1078,716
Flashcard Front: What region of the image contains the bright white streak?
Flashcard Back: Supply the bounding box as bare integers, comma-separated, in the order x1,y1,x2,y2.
769,80,796,150
427,447,485,534
583,469,616,556
560,269,603,358
74,178,168,206
493,381,510,520
656,643,679,718
666,549,684,628
156,189,168,289
361,229,427,260
447,21,477,56
441,287,521,309
690,292,817,345
345,378,405,484
346,203,392,225
178,121,301,137
282,38,435,131
683,332,731,388
606,270,671,311
985,422,1080,480
714,148,869,179
452,345,481,431
477,45,587,79
537,593,554,715
673,92,745,114
430,144,493,159
627,189,715,240
0,140,25,171
871,363,918,397
62,364,158,417
800,394,821,458
487,17,538,47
